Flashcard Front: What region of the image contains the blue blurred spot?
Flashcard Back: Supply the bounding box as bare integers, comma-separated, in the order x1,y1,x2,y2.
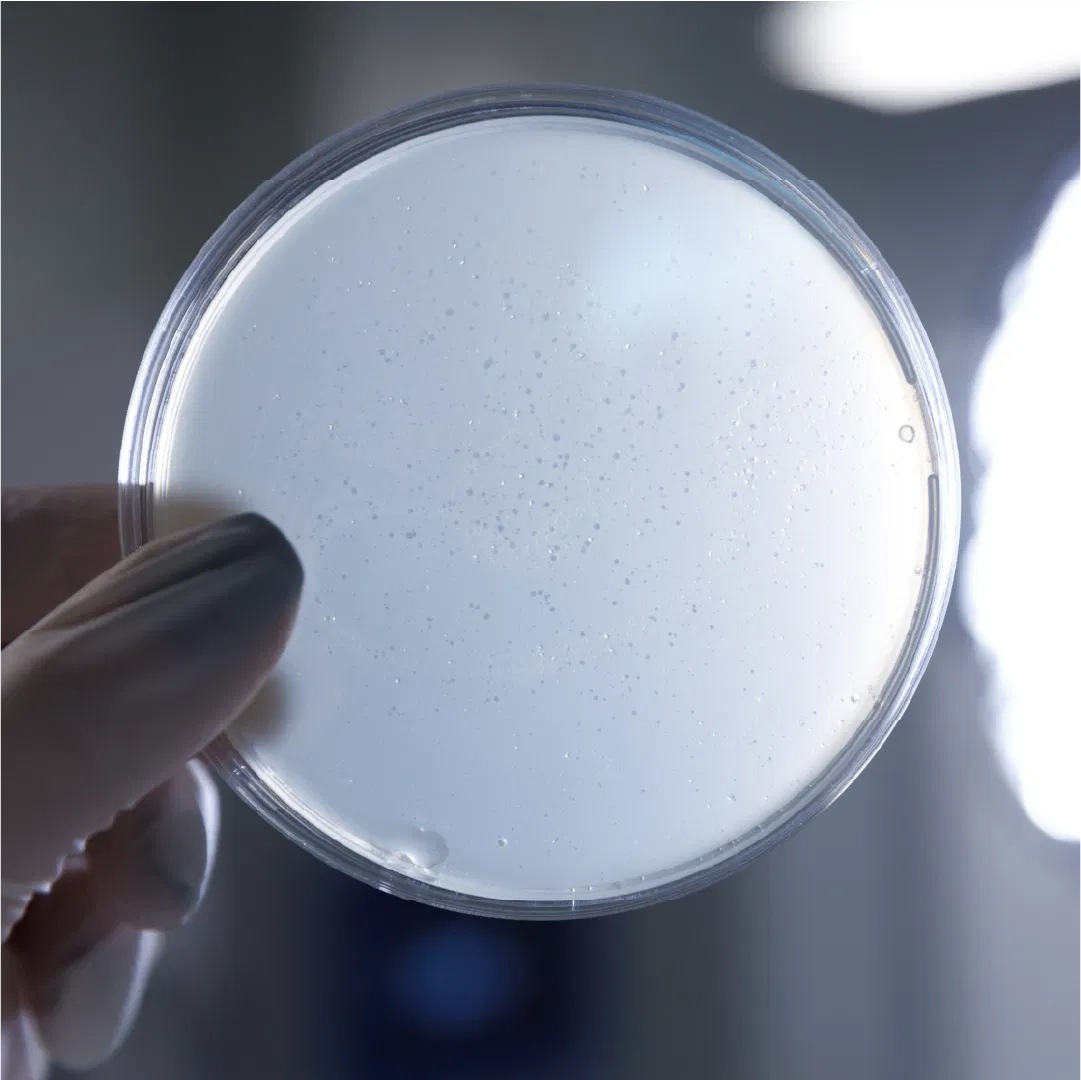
390,923,527,1036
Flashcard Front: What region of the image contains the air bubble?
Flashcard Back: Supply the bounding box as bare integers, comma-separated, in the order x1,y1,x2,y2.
392,827,448,872
898,424,915,443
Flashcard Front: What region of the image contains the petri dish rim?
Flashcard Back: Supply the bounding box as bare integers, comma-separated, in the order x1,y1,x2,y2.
119,84,960,919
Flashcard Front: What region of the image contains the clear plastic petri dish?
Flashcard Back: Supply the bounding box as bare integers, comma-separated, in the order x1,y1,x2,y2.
120,86,960,918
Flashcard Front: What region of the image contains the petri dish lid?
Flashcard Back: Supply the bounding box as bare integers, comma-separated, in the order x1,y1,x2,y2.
120,86,959,918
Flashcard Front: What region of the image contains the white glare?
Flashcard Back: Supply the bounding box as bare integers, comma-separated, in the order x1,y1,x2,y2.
761,2,1080,113
963,173,1080,844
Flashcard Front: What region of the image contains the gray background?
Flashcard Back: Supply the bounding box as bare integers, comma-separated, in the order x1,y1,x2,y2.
3,6,1078,1079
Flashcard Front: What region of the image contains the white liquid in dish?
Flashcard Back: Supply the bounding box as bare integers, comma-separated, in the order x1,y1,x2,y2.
154,116,932,901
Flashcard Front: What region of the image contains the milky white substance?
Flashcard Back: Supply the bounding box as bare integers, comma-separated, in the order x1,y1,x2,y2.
154,117,932,901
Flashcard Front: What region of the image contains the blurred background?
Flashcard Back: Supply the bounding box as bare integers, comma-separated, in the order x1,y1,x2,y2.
2,4,1078,1079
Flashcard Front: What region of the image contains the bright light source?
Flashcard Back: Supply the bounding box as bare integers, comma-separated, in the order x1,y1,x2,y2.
963,172,1080,844
761,2,1080,113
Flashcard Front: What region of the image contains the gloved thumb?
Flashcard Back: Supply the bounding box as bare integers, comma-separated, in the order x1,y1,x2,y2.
1,511,303,937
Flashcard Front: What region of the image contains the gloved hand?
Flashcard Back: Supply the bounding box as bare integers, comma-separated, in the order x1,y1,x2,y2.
1,487,303,1078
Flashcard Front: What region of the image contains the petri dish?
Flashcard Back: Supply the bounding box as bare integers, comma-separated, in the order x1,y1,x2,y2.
120,86,959,918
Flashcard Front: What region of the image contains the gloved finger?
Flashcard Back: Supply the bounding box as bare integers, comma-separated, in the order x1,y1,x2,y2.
6,861,163,1069
2,948,48,1080
36,925,164,1072
0,1008,48,1080
1,512,303,932
87,760,220,932
1,486,120,648
9,866,121,1000
0,955,48,1080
